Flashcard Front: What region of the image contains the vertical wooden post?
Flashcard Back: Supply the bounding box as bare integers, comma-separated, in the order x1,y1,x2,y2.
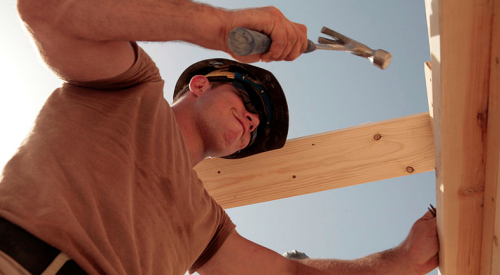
425,0,499,274
480,1,500,274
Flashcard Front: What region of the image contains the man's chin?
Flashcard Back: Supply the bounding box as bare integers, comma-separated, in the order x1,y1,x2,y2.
204,146,236,159
204,133,245,158
209,145,242,159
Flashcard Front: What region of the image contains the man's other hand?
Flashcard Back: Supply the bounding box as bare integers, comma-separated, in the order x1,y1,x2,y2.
400,211,439,275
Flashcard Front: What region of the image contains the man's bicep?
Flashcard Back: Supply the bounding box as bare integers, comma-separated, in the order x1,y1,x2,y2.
198,230,296,275
40,37,135,82
18,3,135,82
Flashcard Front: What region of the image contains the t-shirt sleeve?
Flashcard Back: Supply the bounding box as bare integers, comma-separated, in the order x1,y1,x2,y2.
64,42,162,90
188,206,236,274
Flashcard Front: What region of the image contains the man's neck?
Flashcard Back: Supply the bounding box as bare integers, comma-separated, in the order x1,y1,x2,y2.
171,99,205,167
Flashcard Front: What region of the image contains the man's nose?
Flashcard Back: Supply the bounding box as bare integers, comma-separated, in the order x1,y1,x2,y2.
245,111,260,132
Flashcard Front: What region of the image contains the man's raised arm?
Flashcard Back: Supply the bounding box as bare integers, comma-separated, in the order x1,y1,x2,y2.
17,0,308,82
199,212,439,275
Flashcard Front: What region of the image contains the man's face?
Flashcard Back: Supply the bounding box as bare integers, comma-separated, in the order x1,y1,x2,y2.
194,83,260,158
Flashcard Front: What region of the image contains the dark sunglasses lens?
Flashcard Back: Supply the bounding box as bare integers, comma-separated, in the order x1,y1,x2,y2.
249,128,258,146
232,82,261,116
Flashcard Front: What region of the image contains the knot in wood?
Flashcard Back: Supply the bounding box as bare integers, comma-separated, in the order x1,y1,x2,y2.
406,166,415,173
477,112,487,128
461,188,476,196
373,134,382,141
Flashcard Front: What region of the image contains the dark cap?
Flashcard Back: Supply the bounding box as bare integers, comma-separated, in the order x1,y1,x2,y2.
174,58,289,159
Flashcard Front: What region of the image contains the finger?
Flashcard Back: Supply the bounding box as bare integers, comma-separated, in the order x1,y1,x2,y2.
261,9,289,61
422,209,436,220
277,22,299,61
280,29,298,61
229,53,261,64
425,253,439,272
414,253,439,275
260,41,284,62
275,32,293,61
260,26,286,62
284,24,307,61
284,40,302,61
298,23,308,53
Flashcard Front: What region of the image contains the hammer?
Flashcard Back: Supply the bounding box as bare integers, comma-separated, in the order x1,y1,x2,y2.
228,26,392,70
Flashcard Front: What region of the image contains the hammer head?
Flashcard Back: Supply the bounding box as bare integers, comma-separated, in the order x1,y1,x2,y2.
370,50,392,70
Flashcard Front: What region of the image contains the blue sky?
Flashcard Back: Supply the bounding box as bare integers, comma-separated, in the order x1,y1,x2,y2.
0,0,436,274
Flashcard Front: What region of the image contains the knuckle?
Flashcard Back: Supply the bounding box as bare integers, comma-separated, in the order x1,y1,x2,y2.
272,40,285,51
267,6,282,16
298,23,307,33
289,30,298,42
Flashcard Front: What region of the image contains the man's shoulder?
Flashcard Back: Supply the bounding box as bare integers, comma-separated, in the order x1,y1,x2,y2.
62,42,163,92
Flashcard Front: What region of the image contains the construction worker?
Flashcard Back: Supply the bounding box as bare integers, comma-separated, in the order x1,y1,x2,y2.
0,0,439,274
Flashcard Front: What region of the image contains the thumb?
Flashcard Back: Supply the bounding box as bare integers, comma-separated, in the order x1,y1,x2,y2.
228,53,263,64
415,253,439,274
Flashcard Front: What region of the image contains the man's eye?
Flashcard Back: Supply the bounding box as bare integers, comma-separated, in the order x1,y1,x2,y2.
245,104,261,119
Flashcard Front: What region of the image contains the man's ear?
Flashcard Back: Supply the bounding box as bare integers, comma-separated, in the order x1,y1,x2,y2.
189,75,210,97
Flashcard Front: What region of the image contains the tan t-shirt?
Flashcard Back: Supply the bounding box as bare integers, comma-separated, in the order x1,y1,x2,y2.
0,42,235,275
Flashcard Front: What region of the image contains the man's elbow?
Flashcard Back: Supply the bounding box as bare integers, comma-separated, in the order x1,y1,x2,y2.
17,0,55,31
17,0,35,23
282,257,301,275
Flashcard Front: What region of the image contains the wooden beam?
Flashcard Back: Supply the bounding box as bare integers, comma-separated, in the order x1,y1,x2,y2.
480,0,500,273
481,65,500,275
425,0,499,274
196,113,434,209
424,61,433,125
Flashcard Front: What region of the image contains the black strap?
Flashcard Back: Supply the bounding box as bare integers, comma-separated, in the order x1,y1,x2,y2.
0,218,86,275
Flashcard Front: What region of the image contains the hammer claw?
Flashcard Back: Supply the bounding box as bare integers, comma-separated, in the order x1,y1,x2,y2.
318,37,342,45
316,26,392,70
321,27,350,44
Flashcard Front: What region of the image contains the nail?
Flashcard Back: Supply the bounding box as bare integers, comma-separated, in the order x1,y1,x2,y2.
428,203,436,217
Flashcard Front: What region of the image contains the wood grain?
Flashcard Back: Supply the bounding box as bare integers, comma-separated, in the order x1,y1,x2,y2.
480,0,500,273
425,0,498,274
196,113,435,209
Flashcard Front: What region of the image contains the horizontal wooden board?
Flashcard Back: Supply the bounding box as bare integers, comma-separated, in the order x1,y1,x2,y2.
196,112,435,209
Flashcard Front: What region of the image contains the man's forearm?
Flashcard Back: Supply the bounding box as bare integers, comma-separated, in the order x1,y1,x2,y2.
18,0,229,51
293,246,415,275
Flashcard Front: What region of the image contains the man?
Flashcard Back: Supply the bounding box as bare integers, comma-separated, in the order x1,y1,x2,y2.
0,0,439,274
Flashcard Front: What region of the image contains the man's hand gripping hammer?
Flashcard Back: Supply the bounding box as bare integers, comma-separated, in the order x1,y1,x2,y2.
228,26,392,70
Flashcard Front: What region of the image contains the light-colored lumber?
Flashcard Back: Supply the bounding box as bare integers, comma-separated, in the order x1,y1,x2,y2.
425,0,499,274
480,0,500,274
424,0,440,124
196,112,434,209
424,61,433,124
481,69,500,275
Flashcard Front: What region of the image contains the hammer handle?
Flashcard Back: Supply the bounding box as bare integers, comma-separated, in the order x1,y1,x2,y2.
228,28,316,56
